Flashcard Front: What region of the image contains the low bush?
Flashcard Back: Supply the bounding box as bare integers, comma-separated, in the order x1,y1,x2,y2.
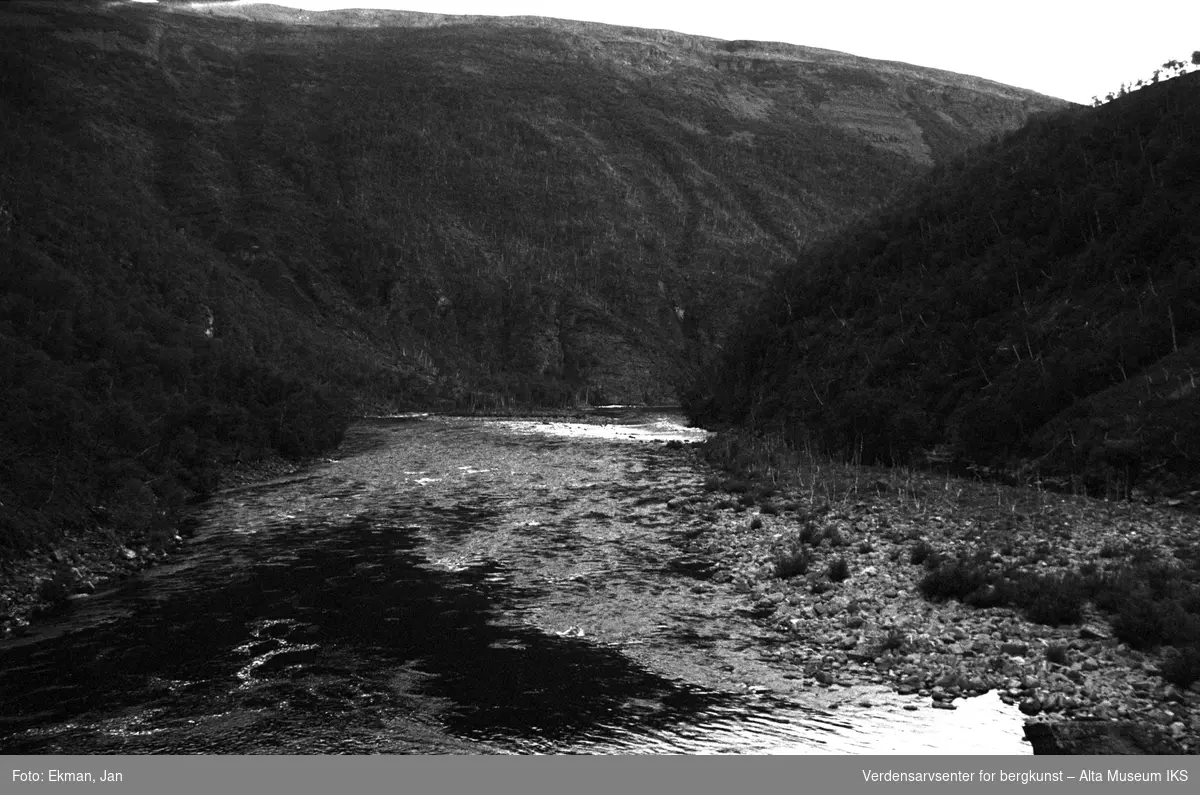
1045,643,1069,664
910,540,935,566
1130,545,1157,565
1017,573,1085,626
865,629,907,659
823,527,846,547
828,556,850,582
963,581,1007,608
1088,567,1140,612
878,629,907,653
1111,592,1167,649
1159,645,1200,689
772,541,810,580
918,560,988,602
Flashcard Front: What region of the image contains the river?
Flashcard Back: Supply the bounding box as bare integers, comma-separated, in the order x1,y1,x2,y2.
0,409,1030,754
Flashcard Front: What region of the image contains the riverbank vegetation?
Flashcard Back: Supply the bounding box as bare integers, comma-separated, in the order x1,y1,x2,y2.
696,430,1200,695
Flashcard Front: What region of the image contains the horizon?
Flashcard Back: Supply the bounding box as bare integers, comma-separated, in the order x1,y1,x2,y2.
173,0,1200,105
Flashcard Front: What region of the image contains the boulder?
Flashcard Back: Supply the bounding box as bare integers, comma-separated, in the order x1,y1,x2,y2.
1023,720,1188,755
1019,698,1043,716
1078,623,1110,640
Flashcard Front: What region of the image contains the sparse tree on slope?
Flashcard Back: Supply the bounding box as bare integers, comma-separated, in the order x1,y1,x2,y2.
1093,51,1196,106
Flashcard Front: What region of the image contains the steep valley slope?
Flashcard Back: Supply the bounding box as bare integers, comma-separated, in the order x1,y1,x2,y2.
0,0,1065,558
687,72,1200,499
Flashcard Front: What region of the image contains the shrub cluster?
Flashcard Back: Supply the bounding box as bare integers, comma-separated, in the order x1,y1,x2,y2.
918,559,1085,626
915,551,1200,685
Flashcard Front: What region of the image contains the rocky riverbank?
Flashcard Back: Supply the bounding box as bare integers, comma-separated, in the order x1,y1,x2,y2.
3,420,1197,754
666,461,1200,754
0,453,313,639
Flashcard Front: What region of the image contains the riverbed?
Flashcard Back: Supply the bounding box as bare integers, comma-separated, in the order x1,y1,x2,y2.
0,409,1030,754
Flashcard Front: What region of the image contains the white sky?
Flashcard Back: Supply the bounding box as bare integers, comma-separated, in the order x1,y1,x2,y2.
196,1,1199,104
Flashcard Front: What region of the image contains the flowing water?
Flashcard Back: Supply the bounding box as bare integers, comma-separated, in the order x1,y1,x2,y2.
0,409,1031,754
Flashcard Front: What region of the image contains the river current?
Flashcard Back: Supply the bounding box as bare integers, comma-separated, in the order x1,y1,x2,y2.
0,409,1030,754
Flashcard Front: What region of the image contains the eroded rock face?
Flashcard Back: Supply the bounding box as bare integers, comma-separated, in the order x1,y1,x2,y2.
1023,720,1187,755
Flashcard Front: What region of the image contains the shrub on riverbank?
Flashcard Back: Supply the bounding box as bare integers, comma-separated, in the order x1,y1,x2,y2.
918,560,988,602
827,556,850,582
910,540,936,566
1159,645,1200,688
1045,643,1069,664
1017,572,1085,626
914,547,1200,657
772,540,810,579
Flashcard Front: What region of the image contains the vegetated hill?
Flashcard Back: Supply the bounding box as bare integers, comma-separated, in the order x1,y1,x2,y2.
685,72,1200,498
0,0,1063,556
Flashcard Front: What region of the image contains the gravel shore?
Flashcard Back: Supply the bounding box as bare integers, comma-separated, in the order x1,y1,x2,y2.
667,466,1200,754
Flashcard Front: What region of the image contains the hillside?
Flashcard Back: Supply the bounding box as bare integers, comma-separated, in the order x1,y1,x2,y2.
685,72,1200,498
0,0,1063,557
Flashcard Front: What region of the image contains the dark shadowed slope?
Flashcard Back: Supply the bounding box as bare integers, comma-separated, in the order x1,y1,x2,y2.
0,0,1063,556
687,72,1200,498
